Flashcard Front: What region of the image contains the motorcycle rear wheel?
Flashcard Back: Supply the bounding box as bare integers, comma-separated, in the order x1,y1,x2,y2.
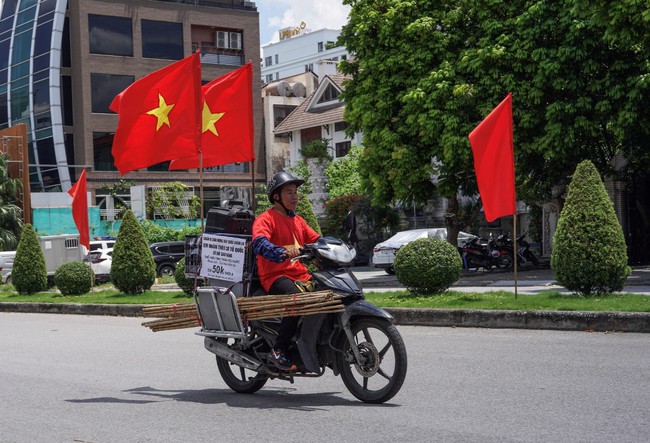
215,338,268,394
338,318,407,404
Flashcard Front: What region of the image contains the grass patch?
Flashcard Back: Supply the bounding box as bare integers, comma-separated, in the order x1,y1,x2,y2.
0,284,648,313
365,290,650,312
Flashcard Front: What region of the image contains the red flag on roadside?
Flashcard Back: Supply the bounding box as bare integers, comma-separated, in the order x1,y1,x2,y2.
109,52,202,174
168,62,255,170
468,93,516,222
68,169,90,249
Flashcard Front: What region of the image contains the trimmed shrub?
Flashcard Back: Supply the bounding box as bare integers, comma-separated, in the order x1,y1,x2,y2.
12,224,47,294
110,210,156,294
297,192,322,235
394,237,463,294
174,257,204,295
551,160,630,294
55,262,94,296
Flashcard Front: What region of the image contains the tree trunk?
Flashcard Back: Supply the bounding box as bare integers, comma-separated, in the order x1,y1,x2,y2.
445,194,461,247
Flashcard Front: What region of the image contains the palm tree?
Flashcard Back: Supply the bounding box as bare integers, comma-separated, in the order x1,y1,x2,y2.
0,154,23,250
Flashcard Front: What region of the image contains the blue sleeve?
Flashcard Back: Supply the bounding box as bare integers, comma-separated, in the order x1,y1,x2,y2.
252,236,286,263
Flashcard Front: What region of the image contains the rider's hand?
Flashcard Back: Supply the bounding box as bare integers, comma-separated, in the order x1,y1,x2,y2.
284,247,302,259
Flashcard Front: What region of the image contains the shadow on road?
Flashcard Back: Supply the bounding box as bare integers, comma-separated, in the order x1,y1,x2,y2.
66,385,401,411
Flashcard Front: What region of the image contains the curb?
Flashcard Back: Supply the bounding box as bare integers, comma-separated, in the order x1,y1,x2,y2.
1,302,648,333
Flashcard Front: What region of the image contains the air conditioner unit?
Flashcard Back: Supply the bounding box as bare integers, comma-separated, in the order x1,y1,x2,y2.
229,32,242,50
216,31,228,49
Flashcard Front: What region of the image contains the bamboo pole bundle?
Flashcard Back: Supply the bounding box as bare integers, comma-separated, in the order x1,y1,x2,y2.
141,290,345,332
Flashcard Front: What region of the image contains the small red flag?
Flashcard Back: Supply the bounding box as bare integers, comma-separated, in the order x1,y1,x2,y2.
68,169,90,250
168,62,255,170
468,93,516,222
109,52,202,175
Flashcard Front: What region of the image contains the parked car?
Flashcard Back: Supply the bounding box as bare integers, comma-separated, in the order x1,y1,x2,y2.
89,239,115,253
150,241,185,276
372,228,478,274
0,250,16,284
83,250,112,283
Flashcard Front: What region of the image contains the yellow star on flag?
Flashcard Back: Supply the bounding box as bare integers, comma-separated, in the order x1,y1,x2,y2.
146,94,175,131
202,101,225,136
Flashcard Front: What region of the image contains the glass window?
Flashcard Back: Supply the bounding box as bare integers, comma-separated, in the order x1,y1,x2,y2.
334,121,348,132
265,56,272,66
0,91,7,127
61,75,73,126
274,54,278,64
90,73,133,113
34,20,53,56
33,53,49,73
10,86,29,120
38,0,56,17
317,84,340,104
88,14,133,56
32,79,50,114
0,68,6,85
265,74,273,83
11,60,30,80
11,31,32,64
141,19,183,60
335,141,351,158
33,111,51,130
147,161,171,171
61,17,71,67
93,132,117,171
317,41,323,52
0,40,9,70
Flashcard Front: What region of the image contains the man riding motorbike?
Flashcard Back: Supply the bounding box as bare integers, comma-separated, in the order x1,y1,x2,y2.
251,172,321,371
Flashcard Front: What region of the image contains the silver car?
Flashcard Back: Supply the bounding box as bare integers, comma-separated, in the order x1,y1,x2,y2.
372,228,477,274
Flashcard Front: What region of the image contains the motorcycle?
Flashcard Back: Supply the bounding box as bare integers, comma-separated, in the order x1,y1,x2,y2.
495,233,539,267
462,236,512,271
194,237,408,404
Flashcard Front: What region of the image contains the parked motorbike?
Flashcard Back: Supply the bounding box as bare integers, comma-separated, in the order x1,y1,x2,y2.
495,233,539,267
462,236,512,271
195,237,408,404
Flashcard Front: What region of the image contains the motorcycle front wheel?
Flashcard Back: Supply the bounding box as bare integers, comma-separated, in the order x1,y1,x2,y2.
215,338,268,394
338,318,407,404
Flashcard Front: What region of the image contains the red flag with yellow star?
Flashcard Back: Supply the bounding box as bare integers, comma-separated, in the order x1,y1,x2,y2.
168,62,254,170
109,53,201,174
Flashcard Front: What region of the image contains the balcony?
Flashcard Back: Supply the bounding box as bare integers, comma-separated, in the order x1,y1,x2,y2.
154,0,256,11
192,44,244,66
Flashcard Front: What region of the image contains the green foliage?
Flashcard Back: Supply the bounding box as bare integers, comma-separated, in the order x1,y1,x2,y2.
147,182,200,220
297,193,322,235
288,162,313,195
551,160,631,295
300,138,332,162
339,0,649,207
174,257,203,295
324,194,362,238
394,238,463,295
0,154,23,250
110,210,156,294
12,224,47,294
54,262,94,296
254,185,272,216
138,220,201,244
325,145,363,199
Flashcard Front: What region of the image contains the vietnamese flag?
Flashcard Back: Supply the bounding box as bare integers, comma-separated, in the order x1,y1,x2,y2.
68,169,90,250
468,93,516,222
109,52,202,174
168,62,254,170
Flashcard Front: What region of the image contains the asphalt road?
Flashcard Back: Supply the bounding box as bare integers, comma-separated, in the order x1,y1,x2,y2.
1,313,648,442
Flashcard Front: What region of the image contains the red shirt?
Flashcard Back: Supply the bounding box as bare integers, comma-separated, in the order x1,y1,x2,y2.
253,209,320,291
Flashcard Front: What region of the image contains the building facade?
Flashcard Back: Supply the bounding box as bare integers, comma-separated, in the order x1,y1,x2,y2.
0,0,264,215
261,27,348,83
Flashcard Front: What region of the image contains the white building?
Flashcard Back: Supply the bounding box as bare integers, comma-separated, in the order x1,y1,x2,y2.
261,27,349,82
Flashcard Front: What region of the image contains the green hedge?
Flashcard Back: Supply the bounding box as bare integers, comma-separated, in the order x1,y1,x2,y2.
54,262,94,296
12,224,48,295
394,237,463,294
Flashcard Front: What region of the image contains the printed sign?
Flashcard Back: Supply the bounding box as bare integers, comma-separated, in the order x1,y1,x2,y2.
199,234,247,282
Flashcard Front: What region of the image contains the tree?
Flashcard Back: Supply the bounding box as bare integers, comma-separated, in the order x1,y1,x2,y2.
12,224,47,294
110,210,156,294
551,160,630,294
0,154,23,250
325,145,363,199
339,0,649,243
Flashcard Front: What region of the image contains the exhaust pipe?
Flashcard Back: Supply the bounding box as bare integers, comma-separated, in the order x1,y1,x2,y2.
203,337,263,371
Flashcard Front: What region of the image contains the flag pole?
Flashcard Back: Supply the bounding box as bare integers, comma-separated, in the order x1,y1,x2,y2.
251,159,256,213
513,212,518,299
199,151,204,233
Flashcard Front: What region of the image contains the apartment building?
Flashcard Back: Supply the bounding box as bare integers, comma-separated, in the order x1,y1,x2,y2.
0,0,263,213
